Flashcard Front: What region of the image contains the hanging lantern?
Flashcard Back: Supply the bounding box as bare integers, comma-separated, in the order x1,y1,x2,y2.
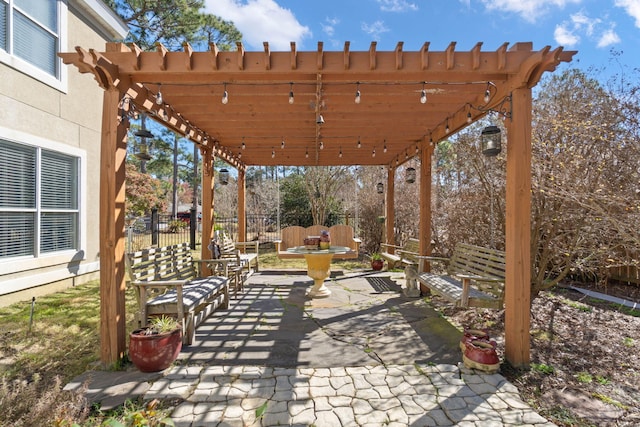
219,168,230,185
134,128,154,161
376,182,384,194
480,125,501,156
406,167,416,183
134,142,151,161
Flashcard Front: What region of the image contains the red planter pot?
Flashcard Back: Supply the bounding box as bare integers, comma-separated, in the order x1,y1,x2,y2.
371,260,384,271
459,328,497,353
463,339,500,373
129,328,183,372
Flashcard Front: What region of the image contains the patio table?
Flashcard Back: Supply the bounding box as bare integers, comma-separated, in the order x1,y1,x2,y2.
287,245,349,298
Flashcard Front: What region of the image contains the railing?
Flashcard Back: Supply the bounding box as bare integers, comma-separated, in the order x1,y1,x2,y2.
126,211,352,253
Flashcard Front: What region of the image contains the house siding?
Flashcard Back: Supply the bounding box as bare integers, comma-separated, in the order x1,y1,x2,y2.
0,1,127,307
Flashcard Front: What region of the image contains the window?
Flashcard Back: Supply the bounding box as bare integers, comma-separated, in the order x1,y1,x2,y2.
0,0,65,87
0,139,79,259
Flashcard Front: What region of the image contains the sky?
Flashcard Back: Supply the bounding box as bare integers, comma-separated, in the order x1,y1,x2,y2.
204,0,640,81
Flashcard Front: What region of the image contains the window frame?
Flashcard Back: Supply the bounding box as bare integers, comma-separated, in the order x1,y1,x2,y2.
0,0,68,92
0,126,86,274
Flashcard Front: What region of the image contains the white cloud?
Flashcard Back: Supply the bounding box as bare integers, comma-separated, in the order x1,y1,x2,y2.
322,17,340,38
376,0,419,12
481,0,582,22
554,23,580,46
570,12,599,36
555,12,621,49
204,0,312,50
361,20,390,41
615,0,640,27
597,28,621,47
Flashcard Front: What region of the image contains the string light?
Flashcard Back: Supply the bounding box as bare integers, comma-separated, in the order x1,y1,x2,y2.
319,141,324,150
357,137,361,148
383,140,387,153
281,138,285,149
372,148,376,157
420,82,427,104
271,148,275,158
305,148,309,158
467,111,472,123
339,147,343,158
484,82,491,103
241,138,246,150
355,82,361,104
289,82,294,104
155,85,163,105
445,119,450,134
221,83,229,104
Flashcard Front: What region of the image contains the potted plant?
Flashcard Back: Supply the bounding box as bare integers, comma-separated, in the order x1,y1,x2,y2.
370,253,384,271
129,315,182,372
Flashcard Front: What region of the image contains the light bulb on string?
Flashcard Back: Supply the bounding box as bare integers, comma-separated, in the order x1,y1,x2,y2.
289,82,294,104
355,82,361,104
420,82,427,104
221,83,229,104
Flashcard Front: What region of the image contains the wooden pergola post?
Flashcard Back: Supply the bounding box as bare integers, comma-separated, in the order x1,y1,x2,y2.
99,88,128,365
237,168,246,243
504,87,533,368
418,141,433,273
200,147,215,271
385,167,395,248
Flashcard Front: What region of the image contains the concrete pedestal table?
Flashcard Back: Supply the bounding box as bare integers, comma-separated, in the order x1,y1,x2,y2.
287,246,350,298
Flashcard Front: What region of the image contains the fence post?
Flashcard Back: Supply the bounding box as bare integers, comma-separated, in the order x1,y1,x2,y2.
190,208,197,250
151,208,158,246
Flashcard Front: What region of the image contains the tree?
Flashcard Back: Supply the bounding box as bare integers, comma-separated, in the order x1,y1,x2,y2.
109,1,243,218
125,163,166,217
107,0,207,50
303,166,349,225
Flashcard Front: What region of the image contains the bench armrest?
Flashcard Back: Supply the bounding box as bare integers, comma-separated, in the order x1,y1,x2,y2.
132,280,187,328
415,255,449,262
397,249,419,256
380,243,403,250
195,258,242,276
455,273,503,283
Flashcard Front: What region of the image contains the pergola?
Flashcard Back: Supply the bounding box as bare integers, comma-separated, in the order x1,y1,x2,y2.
61,40,575,368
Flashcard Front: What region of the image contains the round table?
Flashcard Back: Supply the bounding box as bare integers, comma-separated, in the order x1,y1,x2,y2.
287,246,350,298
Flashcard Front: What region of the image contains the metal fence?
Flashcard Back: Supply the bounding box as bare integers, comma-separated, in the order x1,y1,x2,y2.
126,211,351,253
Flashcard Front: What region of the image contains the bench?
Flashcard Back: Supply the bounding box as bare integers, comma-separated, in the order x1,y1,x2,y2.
275,224,361,260
214,232,259,276
380,238,421,269
417,243,506,309
126,243,230,345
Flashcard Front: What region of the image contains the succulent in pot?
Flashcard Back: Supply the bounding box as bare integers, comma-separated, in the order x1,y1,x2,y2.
129,315,182,372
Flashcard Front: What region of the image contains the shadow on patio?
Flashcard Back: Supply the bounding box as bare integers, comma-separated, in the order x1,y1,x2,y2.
179,269,462,368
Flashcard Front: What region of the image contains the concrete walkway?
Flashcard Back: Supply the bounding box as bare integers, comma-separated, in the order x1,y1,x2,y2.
66,270,555,426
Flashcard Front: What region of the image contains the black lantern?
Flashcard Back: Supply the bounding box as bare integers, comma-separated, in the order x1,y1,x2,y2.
376,182,384,194
480,125,501,156
134,129,154,161
406,167,416,183
219,168,230,185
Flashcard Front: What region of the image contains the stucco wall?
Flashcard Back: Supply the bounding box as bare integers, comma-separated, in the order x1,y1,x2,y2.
0,4,126,306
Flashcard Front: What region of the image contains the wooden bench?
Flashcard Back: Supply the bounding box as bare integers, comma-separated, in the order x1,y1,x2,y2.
126,243,230,345
417,243,506,308
215,232,259,276
275,224,361,260
380,238,421,269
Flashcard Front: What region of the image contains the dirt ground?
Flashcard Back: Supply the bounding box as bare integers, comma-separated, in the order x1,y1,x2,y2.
433,281,640,427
